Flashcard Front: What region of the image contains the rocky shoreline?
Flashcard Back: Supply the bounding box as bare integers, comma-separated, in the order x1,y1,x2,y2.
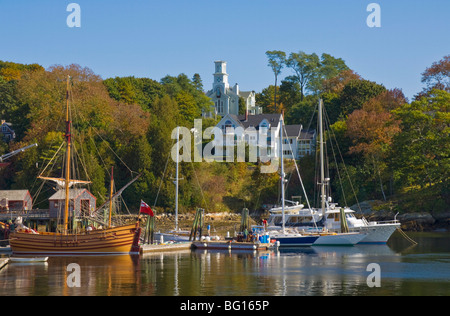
351,200,450,232
134,202,450,235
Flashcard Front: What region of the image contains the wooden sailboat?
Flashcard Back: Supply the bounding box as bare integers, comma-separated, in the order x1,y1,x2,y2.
9,76,141,255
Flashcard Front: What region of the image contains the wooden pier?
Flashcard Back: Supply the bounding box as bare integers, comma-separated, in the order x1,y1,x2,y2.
191,240,275,251
139,242,192,254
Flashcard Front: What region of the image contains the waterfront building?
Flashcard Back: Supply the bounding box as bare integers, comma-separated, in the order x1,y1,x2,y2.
0,190,32,212
48,188,96,220
204,61,262,118
214,113,315,160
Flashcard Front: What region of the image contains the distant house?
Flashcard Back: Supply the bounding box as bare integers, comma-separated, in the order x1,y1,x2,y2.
0,190,33,212
298,129,316,157
214,113,316,160
215,113,282,159
283,125,302,159
48,189,96,219
0,120,16,142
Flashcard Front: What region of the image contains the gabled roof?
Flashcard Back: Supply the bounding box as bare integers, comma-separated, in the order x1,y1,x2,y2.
284,124,302,138
49,188,95,201
226,113,282,130
0,190,31,201
239,91,254,98
300,129,316,140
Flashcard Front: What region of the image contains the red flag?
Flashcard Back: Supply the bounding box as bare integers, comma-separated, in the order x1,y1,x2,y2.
139,200,154,217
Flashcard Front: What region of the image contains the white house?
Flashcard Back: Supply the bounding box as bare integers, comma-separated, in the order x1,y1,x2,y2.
298,129,316,157
204,61,262,118
213,114,316,161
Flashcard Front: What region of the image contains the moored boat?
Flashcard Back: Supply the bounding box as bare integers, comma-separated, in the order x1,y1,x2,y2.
9,75,142,256
266,99,399,245
10,224,141,255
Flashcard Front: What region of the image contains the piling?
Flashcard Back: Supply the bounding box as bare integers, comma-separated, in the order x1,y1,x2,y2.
0,258,9,271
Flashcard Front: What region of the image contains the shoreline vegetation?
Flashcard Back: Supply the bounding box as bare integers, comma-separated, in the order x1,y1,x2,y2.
131,202,450,234
0,54,448,230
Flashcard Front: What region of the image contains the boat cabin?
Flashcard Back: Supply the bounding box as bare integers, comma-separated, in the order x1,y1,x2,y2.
49,188,96,219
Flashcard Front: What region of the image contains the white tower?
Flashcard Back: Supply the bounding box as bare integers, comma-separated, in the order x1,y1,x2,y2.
213,60,229,93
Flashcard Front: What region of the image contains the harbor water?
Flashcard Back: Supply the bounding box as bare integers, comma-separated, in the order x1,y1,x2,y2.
0,232,449,296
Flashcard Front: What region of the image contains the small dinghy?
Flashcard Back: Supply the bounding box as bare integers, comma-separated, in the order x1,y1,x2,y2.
10,257,48,263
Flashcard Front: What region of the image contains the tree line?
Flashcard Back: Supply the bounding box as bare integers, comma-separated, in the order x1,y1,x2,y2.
262,51,449,214
0,53,448,215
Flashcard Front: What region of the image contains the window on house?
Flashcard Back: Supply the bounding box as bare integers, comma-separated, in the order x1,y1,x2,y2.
81,199,90,216
216,100,224,113
224,120,233,132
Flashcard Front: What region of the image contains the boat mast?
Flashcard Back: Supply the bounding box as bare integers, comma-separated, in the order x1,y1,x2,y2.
63,75,71,234
319,99,326,215
280,114,286,234
175,126,179,231
108,167,114,227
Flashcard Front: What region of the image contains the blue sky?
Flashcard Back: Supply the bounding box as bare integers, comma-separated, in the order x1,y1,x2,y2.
0,0,449,100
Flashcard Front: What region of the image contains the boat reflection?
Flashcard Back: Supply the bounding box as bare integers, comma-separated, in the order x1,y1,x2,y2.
1,235,447,296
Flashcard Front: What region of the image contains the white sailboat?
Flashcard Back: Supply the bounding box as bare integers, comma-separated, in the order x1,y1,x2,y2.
154,127,191,243
310,99,366,245
266,99,399,244
267,114,320,247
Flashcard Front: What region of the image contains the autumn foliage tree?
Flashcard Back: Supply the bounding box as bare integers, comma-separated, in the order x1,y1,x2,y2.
345,90,405,200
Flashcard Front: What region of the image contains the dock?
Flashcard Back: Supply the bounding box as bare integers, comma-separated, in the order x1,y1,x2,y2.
0,258,9,271
191,240,275,251
139,242,192,254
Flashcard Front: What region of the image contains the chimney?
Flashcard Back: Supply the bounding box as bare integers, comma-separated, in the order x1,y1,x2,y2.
245,109,248,122
1,120,5,125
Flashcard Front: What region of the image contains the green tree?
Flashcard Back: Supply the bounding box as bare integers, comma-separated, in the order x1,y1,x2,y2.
175,91,201,125
310,53,350,94
161,73,212,120
192,73,203,91
265,50,286,112
279,76,302,114
338,79,386,119
286,51,320,101
103,76,165,112
390,90,450,198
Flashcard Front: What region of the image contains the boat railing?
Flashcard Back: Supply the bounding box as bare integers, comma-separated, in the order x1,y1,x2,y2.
0,209,50,221
367,219,400,226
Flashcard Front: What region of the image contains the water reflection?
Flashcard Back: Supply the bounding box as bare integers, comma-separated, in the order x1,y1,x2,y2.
0,233,449,296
